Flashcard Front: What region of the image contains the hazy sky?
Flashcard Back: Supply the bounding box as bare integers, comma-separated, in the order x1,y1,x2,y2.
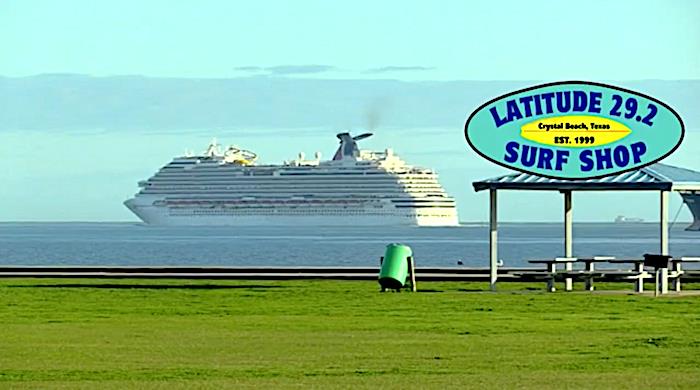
1,0,699,222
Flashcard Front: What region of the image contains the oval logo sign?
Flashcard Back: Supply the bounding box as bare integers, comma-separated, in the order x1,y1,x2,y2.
464,81,685,179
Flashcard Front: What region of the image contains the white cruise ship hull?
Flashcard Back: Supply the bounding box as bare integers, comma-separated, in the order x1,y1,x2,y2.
125,199,459,227
124,134,460,227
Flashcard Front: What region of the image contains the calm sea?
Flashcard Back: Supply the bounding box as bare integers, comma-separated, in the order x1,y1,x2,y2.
0,222,697,268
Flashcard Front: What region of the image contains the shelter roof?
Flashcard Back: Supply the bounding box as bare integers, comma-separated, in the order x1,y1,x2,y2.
472,163,700,192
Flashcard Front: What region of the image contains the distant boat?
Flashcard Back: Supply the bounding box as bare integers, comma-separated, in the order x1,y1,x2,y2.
614,215,644,223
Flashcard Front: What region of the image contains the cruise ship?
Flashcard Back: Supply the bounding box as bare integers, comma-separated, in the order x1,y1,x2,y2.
124,133,459,226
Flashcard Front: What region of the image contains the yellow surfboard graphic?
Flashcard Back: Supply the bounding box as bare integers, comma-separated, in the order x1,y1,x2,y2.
521,115,631,147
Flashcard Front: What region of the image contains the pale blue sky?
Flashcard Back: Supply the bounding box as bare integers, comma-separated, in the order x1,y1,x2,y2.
0,0,699,222
1,0,699,80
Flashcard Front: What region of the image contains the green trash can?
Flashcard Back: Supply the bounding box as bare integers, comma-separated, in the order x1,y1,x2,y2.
378,244,412,290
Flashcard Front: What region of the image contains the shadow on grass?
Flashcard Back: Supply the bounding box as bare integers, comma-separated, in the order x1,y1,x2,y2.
8,284,287,290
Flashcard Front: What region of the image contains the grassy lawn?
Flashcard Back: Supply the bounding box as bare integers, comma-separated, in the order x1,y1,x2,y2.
0,279,699,389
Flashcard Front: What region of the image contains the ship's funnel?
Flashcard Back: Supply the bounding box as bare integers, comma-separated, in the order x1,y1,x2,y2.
333,132,373,161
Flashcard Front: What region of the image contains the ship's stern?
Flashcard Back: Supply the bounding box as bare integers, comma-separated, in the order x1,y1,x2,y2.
681,192,700,231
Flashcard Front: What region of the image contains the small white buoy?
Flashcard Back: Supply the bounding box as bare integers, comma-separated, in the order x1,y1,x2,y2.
497,259,504,267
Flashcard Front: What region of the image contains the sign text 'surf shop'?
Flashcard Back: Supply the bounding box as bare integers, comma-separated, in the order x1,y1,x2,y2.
464,81,684,179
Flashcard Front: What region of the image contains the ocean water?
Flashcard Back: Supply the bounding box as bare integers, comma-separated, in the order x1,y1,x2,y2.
0,222,697,268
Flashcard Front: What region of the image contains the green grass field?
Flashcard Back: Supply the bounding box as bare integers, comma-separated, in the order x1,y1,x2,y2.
1,279,699,389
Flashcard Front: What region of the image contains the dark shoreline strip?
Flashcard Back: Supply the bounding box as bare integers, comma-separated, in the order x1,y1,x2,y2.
0,266,698,282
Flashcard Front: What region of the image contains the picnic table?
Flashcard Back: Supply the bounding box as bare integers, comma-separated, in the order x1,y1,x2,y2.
525,256,700,294
527,257,621,292
612,256,700,294
606,259,653,293
527,257,577,292
674,257,700,292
